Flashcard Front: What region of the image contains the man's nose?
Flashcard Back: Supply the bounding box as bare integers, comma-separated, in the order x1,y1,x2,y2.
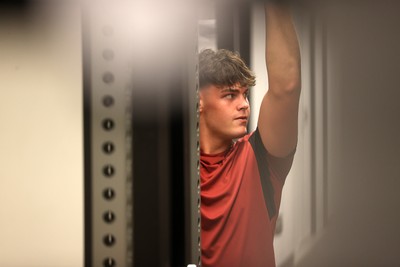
238,95,250,110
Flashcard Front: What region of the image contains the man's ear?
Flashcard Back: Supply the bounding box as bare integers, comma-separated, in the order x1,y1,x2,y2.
199,92,203,113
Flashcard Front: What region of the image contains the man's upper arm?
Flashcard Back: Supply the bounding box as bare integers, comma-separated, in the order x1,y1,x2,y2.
257,86,300,158
257,3,301,158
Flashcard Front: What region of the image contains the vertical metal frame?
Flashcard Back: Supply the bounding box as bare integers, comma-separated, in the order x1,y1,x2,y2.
84,1,201,266
84,3,134,266
187,20,202,266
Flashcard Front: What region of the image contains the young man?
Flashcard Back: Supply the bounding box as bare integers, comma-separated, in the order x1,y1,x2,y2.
199,2,301,267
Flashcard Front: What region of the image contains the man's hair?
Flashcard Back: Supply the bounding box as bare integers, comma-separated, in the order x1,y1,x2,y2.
199,49,256,89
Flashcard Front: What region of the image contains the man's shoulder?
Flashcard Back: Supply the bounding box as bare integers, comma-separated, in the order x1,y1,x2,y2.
230,130,260,159
238,128,264,152
236,130,258,143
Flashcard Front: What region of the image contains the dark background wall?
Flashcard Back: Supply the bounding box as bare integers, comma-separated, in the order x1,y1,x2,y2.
259,1,400,266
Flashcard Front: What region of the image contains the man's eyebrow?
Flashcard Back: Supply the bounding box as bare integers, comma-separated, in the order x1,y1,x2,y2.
220,88,240,93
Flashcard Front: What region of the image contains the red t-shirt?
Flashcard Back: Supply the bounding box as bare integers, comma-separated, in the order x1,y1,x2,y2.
200,129,295,267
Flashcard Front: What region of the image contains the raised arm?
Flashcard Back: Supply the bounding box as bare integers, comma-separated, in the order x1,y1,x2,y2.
257,2,301,158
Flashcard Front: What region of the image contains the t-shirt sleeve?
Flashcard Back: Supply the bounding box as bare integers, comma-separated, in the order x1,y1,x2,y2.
248,128,295,220
249,128,295,184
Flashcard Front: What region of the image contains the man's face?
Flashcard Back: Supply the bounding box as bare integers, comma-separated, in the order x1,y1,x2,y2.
199,83,250,141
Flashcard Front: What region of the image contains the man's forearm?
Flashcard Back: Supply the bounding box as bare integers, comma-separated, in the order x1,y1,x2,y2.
265,2,301,94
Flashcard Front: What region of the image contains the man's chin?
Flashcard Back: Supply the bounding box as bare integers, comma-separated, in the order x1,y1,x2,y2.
232,128,248,139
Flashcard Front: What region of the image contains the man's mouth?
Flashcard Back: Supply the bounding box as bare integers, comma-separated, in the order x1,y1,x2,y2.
235,116,248,121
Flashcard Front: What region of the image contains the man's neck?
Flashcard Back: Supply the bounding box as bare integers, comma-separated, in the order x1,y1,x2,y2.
200,133,233,155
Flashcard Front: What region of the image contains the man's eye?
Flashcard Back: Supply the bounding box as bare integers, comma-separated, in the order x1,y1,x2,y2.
224,94,234,99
